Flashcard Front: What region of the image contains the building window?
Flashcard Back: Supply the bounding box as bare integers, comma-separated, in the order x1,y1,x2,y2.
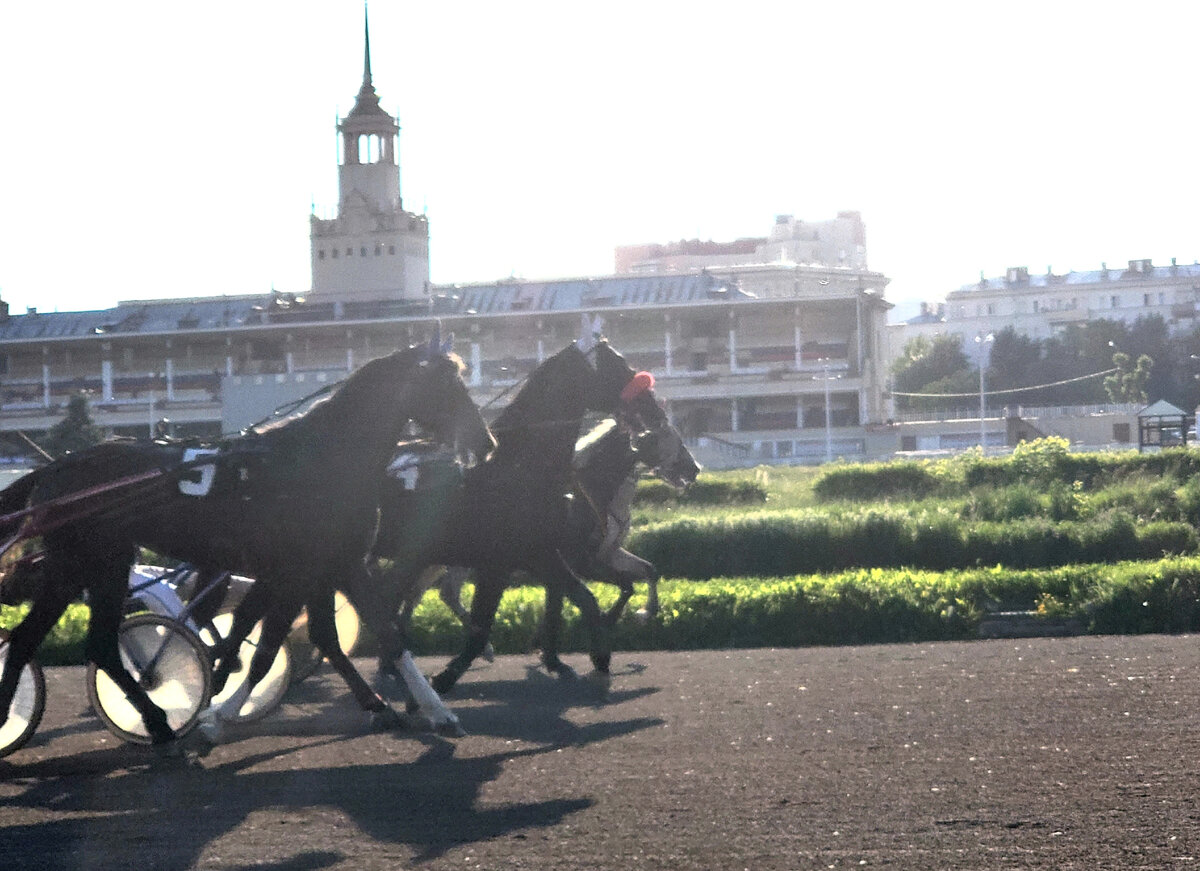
346,247,353,256
1144,293,1151,306
388,245,395,255
1032,300,1040,313
360,247,367,257
332,248,339,259
1111,295,1119,308
375,245,382,256
318,250,325,260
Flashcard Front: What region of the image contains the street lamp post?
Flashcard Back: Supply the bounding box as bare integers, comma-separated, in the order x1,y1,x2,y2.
823,360,833,463
975,332,994,454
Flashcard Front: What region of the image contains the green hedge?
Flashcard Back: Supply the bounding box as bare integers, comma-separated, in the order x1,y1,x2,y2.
637,477,768,505
627,509,1198,578
11,557,1200,662
813,443,1200,502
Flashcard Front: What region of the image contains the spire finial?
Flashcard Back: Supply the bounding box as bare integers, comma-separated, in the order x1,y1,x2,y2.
347,4,385,117
362,5,373,89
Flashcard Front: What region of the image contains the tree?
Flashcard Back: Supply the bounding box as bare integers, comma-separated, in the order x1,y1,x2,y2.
42,393,105,457
987,327,1043,402
890,335,972,410
1103,352,1153,404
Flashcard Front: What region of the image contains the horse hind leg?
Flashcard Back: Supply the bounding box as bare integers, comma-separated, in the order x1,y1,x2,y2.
439,567,493,662
554,557,613,698
538,580,575,680
430,569,506,696
0,577,75,730
85,565,178,749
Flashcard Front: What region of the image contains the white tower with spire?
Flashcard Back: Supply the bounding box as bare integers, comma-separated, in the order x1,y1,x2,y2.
310,13,429,302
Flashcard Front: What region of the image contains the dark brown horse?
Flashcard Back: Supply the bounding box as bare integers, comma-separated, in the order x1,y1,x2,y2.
0,343,492,755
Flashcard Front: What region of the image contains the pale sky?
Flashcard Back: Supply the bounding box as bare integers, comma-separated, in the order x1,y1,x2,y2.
1,1,1197,321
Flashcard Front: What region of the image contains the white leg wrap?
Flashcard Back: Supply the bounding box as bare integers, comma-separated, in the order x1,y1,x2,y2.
400,651,459,729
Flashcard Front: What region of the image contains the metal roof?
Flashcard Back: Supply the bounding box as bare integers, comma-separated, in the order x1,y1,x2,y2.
0,273,757,343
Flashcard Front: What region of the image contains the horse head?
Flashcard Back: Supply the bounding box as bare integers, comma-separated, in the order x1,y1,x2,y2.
633,421,700,489
410,345,495,465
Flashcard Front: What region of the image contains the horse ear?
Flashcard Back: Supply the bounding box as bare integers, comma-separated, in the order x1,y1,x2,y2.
575,314,593,354
575,314,605,355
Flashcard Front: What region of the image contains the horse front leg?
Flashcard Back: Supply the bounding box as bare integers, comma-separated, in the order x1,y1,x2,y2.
430,569,506,695
199,593,301,742
346,563,464,735
344,561,408,698
603,549,659,625
208,578,273,695
305,585,414,730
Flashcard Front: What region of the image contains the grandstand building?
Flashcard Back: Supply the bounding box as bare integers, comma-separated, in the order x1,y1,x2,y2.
0,20,895,468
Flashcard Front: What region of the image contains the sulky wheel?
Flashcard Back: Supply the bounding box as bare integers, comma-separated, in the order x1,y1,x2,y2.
286,591,361,685
87,613,213,744
0,628,46,759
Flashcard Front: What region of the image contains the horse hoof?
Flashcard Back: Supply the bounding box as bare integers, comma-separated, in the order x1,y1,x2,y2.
370,707,404,731
403,712,435,732
436,718,467,738
152,737,185,759
584,669,611,699
553,663,578,682
197,712,226,745
482,644,496,663
180,728,217,760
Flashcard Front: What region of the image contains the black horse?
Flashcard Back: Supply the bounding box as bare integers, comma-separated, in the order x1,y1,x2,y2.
360,332,681,721
0,343,492,754
390,415,698,687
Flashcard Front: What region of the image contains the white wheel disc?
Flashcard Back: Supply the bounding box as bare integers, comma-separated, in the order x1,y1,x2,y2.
0,639,45,757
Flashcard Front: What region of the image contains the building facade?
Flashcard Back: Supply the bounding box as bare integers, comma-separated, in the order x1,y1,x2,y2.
901,259,1200,350
615,212,869,275
0,23,895,469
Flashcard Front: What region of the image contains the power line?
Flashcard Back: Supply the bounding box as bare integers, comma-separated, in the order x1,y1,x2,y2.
891,367,1120,400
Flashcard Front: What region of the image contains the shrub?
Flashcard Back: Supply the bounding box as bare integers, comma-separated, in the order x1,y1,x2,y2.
813,461,939,502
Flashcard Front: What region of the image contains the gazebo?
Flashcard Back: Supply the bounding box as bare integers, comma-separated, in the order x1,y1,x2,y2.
1136,399,1193,451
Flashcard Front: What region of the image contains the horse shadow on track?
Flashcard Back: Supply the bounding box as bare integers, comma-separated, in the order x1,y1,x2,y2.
0,667,665,869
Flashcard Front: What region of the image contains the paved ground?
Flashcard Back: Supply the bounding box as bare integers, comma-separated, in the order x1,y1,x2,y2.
3,637,1200,869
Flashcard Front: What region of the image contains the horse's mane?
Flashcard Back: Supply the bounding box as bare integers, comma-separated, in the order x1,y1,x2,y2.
490,344,588,442
247,346,460,440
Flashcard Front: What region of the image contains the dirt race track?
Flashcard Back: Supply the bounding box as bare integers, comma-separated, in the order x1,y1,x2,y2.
4,637,1200,870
